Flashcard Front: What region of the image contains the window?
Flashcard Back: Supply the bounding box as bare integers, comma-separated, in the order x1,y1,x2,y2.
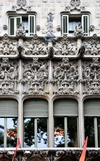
54,99,78,147
23,98,48,148
84,99,100,147
9,15,35,36
0,99,18,148
62,14,89,36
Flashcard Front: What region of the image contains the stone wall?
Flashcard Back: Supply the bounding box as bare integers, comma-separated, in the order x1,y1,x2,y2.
0,0,99,36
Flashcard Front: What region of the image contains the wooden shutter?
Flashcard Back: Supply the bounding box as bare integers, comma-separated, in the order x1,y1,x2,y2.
84,99,100,116
82,15,89,36
54,99,78,116
28,15,35,35
0,99,18,117
62,15,68,34
9,16,21,35
9,17,15,35
24,98,48,117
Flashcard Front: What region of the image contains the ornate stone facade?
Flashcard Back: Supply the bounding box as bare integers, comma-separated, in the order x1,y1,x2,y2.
0,0,100,161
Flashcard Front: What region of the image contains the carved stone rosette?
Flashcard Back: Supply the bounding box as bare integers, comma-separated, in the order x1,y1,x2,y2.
0,58,19,95
82,58,100,95
53,58,79,95
22,58,49,95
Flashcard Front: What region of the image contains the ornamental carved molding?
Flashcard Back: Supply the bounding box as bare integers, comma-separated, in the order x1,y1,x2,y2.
0,58,19,95
65,0,85,12
0,34,18,57
22,35,47,56
70,0,81,8
53,58,79,95
12,0,31,11
1,149,100,161
17,0,26,8
54,35,77,56
83,34,100,56
82,58,100,95
22,58,49,95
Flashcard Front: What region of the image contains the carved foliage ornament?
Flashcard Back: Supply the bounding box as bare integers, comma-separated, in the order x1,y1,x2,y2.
0,34,17,56
54,35,77,55
70,0,81,7
22,58,48,95
17,0,26,7
44,12,57,43
53,58,79,95
23,35,47,56
82,58,100,95
16,23,26,38
0,58,18,95
83,34,100,56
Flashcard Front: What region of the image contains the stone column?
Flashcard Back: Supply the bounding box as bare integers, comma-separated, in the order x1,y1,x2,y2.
18,60,23,147
78,59,84,147
77,38,85,147
48,58,54,147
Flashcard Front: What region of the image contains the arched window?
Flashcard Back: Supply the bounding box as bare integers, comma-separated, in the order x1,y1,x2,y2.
23,98,48,148
0,99,18,148
84,99,100,147
54,98,78,147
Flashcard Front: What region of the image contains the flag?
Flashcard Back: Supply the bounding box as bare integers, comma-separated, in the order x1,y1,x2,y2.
12,138,21,161
79,137,88,161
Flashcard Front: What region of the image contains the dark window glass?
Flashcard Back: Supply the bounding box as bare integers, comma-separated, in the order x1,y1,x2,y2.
84,117,95,147
67,117,77,147
98,118,100,147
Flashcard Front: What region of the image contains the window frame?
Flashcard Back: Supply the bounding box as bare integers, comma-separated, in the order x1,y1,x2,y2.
61,13,90,36
23,98,48,148
84,99,100,147
9,14,36,36
54,99,78,147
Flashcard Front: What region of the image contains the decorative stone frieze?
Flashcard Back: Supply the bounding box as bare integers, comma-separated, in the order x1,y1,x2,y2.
82,58,100,95
0,58,19,95
54,35,77,56
1,149,100,161
0,34,18,57
22,58,49,95
23,35,47,56
83,34,100,56
53,58,79,95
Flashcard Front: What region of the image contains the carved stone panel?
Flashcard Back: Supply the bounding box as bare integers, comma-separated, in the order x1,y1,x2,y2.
53,35,77,56
22,58,49,95
83,34,100,56
82,58,100,95
0,34,18,56
53,58,79,95
23,35,47,56
0,58,19,94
